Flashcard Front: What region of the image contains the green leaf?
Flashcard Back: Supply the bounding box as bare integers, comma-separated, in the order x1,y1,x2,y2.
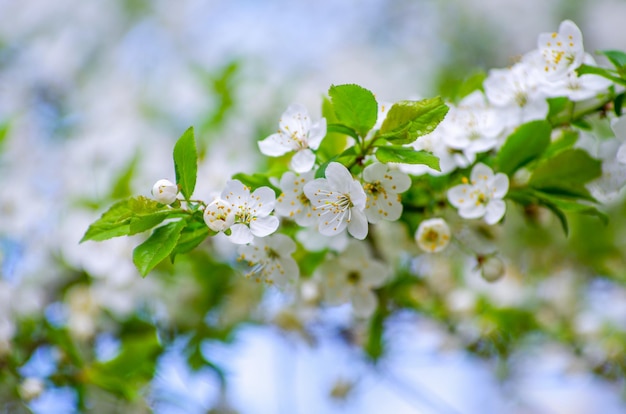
81,196,174,242
379,98,449,145
170,220,210,260
497,120,551,176
578,64,626,87
533,190,608,235
173,126,198,200
456,71,486,100
544,129,578,158
86,328,162,400
315,147,358,178
328,84,378,137
375,146,440,170
614,92,624,116
326,123,359,140
132,220,187,276
317,97,350,162
529,149,602,199
110,153,139,200
600,50,626,70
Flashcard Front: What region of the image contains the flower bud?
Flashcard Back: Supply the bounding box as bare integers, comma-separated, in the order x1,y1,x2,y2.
19,377,44,401
415,218,451,253
151,179,178,205
480,256,505,282
203,198,235,232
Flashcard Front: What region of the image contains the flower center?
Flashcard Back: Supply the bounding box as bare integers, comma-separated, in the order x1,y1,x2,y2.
347,271,361,285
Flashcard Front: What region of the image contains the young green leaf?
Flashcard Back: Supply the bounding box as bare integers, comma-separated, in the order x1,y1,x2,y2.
497,120,551,176
173,126,198,200
81,196,174,242
328,84,378,138
600,50,626,71
375,146,440,170
379,98,449,145
529,149,602,200
170,221,210,260
132,220,187,277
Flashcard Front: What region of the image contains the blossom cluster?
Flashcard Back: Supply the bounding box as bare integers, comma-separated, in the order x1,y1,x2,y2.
138,19,623,318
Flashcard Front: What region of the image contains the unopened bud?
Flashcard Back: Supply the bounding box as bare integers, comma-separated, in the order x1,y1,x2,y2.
151,179,178,205
19,377,44,401
480,256,505,282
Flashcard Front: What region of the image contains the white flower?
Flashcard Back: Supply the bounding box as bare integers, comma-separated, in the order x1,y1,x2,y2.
221,180,279,244
484,61,549,128
258,104,327,173
275,170,317,226
203,197,235,232
447,163,509,225
415,218,451,253
537,20,585,81
19,377,45,401
540,55,612,101
442,91,503,156
314,241,389,318
303,162,368,239
295,227,349,252
237,234,299,286
362,162,411,223
151,179,178,205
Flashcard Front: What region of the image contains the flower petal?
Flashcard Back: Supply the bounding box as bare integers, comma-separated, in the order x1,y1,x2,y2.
351,288,377,318
290,149,316,173
250,215,279,238
228,223,254,244
484,199,506,224
258,133,292,156
347,208,368,240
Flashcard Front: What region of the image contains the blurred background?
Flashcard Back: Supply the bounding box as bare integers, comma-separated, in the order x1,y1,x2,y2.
1,0,626,413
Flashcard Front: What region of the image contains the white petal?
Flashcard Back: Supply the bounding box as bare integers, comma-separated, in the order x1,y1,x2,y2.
351,288,378,318
228,224,254,244
363,162,387,182
290,149,316,173
471,163,494,183
459,203,486,220
347,208,368,240
270,257,299,287
447,184,472,208
268,234,297,256
250,215,279,238
258,133,291,156
221,180,249,205
325,162,353,193
617,143,626,165
491,173,509,198
484,200,506,224
250,186,276,216
307,118,327,150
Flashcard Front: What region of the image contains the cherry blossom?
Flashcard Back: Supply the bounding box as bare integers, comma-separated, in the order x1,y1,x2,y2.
362,162,411,223
275,170,317,226
151,179,178,205
258,104,327,173
237,234,299,286
415,218,451,253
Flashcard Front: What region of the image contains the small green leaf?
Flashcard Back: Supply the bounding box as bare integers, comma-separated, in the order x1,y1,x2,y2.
133,220,187,276
375,146,440,171
317,97,350,162
529,149,602,198
379,98,449,145
170,221,210,260
173,126,198,200
614,93,624,116
600,50,626,70
81,196,173,242
497,120,551,176
326,123,359,140
328,84,378,137
578,64,626,86
110,153,139,200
